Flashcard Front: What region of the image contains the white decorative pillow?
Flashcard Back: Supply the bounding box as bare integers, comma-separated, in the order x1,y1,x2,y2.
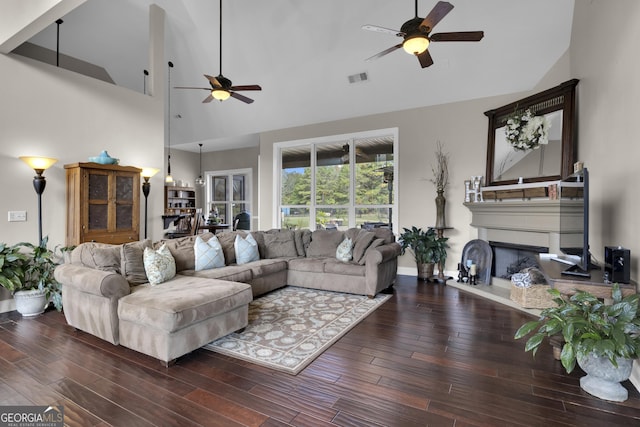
234,233,259,265
143,244,176,285
194,235,225,271
336,237,353,262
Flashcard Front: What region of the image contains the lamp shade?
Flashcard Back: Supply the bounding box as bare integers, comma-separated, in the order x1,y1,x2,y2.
212,89,231,101
141,167,160,179
402,35,429,55
20,156,57,172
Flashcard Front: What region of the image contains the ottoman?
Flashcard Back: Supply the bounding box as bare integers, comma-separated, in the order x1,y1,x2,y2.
117,275,252,365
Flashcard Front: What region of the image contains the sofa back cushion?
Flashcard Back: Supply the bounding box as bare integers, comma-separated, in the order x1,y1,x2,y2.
263,230,298,258
121,240,152,284
294,229,312,256
71,242,121,273
306,230,345,258
156,233,214,272
217,231,246,265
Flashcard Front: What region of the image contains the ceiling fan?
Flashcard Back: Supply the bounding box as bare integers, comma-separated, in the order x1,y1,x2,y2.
362,0,484,68
175,0,261,104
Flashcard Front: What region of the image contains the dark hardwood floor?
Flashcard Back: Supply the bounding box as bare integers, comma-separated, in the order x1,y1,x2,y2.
1,275,639,426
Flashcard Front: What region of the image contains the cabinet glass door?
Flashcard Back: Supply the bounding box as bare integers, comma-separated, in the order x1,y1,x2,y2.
115,175,134,229
88,173,108,230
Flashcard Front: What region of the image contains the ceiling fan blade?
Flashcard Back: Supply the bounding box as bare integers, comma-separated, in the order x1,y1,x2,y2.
230,85,262,91
420,1,454,33
230,91,254,104
204,74,221,87
417,49,434,68
430,31,484,42
365,43,402,61
202,94,214,103
174,86,210,90
361,24,404,37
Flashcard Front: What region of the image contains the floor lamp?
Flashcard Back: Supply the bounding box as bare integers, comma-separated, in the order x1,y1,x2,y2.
20,156,58,245
141,168,160,239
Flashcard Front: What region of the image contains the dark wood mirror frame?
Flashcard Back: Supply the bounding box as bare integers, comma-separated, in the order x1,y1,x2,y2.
484,79,579,186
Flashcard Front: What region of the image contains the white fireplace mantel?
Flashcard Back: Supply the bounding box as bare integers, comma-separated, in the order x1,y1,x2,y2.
464,199,583,254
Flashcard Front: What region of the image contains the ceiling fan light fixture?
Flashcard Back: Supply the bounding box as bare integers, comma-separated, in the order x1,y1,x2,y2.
212,89,231,101
403,34,429,55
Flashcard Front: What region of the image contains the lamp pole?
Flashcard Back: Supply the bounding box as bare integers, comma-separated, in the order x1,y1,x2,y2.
20,156,57,245
140,168,159,239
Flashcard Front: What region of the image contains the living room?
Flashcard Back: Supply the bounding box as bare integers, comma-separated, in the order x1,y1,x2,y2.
0,0,639,424
1,0,636,293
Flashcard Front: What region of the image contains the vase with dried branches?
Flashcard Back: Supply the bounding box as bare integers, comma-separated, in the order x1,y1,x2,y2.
430,142,450,279
430,141,449,229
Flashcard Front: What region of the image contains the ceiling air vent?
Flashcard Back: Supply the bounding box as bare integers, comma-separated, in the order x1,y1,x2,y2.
348,72,368,84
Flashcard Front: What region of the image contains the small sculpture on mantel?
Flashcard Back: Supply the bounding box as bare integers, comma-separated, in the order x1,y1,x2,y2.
465,175,484,203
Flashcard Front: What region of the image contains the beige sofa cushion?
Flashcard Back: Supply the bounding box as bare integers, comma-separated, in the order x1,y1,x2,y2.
71,242,122,273
118,276,252,333
157,233,214,272
306,230,345,257
121,240,152,284
264,230,298,258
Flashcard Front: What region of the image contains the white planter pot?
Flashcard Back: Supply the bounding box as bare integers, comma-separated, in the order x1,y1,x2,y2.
577,353,634,402
14,289,48,317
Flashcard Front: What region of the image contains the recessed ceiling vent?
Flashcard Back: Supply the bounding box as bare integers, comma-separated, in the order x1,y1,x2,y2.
348,72,368,84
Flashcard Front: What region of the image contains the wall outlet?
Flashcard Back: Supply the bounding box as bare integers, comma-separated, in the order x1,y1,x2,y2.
8,211,27,222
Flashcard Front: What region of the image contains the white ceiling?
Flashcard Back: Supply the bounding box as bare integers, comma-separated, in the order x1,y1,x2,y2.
25,0,575,152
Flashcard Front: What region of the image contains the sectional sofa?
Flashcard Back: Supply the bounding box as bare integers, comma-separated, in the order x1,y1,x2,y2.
54,227,401,365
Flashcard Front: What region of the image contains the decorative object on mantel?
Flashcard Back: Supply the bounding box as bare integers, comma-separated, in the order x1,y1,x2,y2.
464,175,484,203
504,108,550,151
514,283,640,402
88,150,119,165
430,141,449,228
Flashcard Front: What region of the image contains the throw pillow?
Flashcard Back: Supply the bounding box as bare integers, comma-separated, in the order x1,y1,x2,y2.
359,238,386,265
143,244,176,285
352,230,376,264
235,233,259,265
264,231,298,258
336,237,353,262
121,239,152,284
194,235,225,271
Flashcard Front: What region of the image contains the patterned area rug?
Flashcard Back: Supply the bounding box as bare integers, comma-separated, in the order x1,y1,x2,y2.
204,286,391,375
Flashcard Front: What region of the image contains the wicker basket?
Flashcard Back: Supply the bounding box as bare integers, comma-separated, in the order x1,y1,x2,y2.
510,283,557,309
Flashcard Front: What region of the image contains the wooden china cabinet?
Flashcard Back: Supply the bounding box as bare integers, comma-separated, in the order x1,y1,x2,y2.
65,162,141,245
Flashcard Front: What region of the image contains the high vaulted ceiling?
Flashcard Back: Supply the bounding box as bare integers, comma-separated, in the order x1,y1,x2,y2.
21,0,574,152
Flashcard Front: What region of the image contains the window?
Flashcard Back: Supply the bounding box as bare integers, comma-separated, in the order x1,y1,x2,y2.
276,129,397,231
205,168,252,227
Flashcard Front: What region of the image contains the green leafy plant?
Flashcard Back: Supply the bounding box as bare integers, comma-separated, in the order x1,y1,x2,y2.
0,237,62,311
514,283,640,373
399,226,448,265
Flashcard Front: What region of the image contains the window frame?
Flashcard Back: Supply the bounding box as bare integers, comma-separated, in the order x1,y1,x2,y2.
274,128,398,232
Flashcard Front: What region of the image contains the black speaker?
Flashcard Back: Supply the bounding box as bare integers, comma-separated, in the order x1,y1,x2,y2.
604,246,630,283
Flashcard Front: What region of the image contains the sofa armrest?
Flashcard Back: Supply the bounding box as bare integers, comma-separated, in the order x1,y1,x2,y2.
54,264,130,299
364,242,402,265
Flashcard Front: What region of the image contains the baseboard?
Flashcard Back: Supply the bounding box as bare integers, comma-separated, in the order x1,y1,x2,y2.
629,360,640,394
0,298,16,314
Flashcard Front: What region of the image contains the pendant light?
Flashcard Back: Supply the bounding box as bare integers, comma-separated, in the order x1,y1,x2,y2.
165,61,174,184
195,143,205,186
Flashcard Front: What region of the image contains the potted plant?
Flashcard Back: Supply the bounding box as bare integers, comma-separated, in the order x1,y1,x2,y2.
514,284,640,401
399,226,448,281
0,237,62,316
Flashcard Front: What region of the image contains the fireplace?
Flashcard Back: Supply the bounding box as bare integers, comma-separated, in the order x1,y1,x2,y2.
490,241,548,279
464,197,582,282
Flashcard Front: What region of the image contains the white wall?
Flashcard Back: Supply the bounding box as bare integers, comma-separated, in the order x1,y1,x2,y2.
570,0,640,273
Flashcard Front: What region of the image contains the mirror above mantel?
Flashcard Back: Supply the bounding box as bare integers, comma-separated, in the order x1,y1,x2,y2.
484,79,579,186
